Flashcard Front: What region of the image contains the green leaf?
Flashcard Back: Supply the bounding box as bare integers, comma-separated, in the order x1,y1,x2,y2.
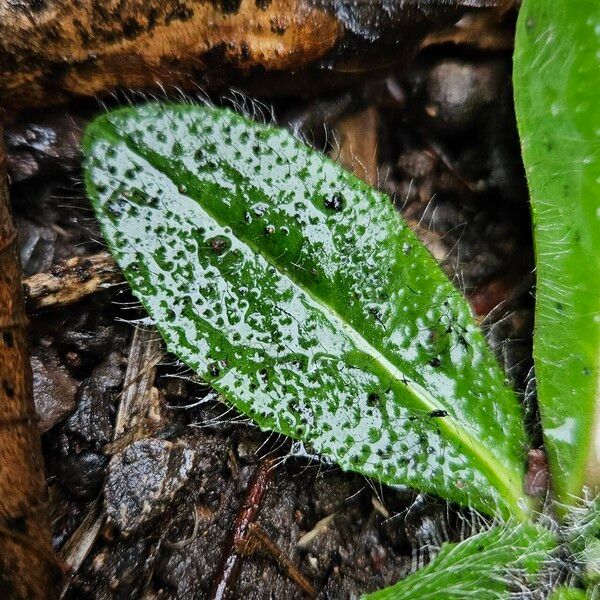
562,496,600,592
83,103,529,517
514,0,600,504
549,589,587,600
362,521,555,600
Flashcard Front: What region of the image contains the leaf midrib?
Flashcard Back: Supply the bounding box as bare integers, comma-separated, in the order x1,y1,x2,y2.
92,114,527,518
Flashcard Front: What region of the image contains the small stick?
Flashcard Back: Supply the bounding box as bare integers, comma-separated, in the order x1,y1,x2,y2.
209,458,315,599
208,458,275,600
23,251,121,311
0,116,59,597
242,523,316,598
57,497,104,578
107,326,165,454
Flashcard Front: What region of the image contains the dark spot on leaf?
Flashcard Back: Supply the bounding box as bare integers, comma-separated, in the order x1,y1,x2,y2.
209,235,231,255
172,141,183,156
427,330,440,344
369,306,381,320
324,192,344,211
367,392,379,406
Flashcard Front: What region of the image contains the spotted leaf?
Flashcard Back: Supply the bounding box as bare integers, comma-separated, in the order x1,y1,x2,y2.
83,103,529,517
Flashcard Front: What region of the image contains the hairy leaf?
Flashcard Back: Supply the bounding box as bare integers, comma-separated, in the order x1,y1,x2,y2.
514,0,600,503
362,521,555,600
562,496,600,592
83,103,529,516
549,589,587,600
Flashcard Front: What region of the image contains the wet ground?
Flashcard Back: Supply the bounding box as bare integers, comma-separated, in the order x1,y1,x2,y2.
7,15,538,599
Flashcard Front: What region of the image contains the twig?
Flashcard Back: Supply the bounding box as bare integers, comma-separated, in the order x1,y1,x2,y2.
209,458,275,600
57,497,103,581
0,117,59,597
23,251,121,311
108,326,165,452
243,523,316,598
297,513,336,549
210,457,315,598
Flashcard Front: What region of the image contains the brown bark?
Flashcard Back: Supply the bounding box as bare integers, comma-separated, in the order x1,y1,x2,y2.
0,0,340,111
0,120,59,598
0,0,500,112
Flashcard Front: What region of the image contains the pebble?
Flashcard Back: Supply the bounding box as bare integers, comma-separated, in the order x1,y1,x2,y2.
421,57,506,134
31,346,77,433
104,438,196,537
65,352,125,450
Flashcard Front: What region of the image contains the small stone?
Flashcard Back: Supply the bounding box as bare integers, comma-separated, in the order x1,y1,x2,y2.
66,352,125,450
31,347,77,432
58,451,108,500
236,436,264,463
104,439,196,536
397,149,437,180
16,217,57,276
421,58,506,134
6,112,84,183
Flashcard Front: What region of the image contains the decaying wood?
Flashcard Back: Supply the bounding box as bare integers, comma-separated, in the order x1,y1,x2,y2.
0,121,59,597
332,106,379,187
57,497,103,581
109,326,165,449
0,0,501,112
421,10,515,51
58,328,163,596
23,251,121,311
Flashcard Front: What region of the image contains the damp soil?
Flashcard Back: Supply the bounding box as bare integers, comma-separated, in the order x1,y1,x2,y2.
7,22,538,600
